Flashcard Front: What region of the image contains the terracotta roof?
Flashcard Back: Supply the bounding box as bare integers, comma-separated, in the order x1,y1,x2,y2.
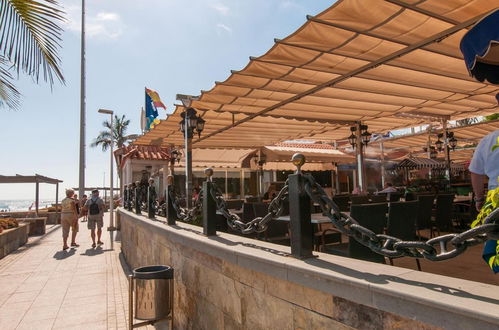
114,145,171,168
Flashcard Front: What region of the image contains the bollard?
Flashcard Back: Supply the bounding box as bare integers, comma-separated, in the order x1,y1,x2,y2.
124,186,129,210
128,183,134,212
288,154,315,259
166,175,177,225
147,178,156,219
203,168,217,236
135,181,141,215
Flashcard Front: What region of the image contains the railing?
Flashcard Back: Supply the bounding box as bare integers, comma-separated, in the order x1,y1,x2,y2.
123,154,499,260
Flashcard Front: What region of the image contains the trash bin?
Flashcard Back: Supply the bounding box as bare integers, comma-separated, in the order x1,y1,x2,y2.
132,265,174,321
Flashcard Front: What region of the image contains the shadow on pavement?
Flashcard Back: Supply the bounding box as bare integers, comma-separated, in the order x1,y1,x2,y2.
80,246,113,256
53,248,76,260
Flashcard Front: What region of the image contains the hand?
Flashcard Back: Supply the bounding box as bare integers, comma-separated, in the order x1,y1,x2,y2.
476,201,484,212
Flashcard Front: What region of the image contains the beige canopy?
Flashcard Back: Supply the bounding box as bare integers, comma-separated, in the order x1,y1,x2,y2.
135,0,499,149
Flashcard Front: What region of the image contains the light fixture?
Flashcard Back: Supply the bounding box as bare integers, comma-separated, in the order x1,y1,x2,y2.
429,146,438,159
195,116,205,138
360,125,372,145
348,127,357,149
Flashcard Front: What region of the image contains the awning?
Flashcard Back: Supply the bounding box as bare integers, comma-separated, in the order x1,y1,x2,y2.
135,0,499,149
460,9,499,84
397,157,465,171
179,148,255,169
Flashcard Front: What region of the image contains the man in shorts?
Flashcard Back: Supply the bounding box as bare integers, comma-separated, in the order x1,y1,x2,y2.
60,189,79,250
84,189,105,248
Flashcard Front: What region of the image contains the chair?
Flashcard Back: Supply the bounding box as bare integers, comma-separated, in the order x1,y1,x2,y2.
404,191,416,201
253,203,269,218
431,194,455,237
263,220,290,245
313,223,342,252
415,195,434,239
242,202,256,222
370,195,387,203
453,200,477,229
350,195,370,205
387,201,421,270
245,196,260,203
332,195,350,212
388,192,401,202
225,199,243,210
326,203,388,263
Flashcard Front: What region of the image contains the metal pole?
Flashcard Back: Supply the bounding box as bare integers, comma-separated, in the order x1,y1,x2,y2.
225,170,228,199
35,181,39,216
185,119,193,209
202,180,217,236
380,141,386,189
109,114,115,248
442,120,451,181
288,172,314,258
55,182,59,221
355,122,366,192
78,0,86,201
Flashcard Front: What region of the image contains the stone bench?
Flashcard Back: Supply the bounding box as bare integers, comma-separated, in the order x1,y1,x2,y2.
0,223,29,259
19,217,47,236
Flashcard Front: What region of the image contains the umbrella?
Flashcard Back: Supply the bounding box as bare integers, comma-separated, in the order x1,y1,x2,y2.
460,9,499,84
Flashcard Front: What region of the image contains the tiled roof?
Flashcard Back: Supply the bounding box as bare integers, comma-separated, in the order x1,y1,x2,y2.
115,145,171,167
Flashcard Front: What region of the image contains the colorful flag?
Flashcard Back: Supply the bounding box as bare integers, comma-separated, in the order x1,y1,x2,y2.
145,87,166,130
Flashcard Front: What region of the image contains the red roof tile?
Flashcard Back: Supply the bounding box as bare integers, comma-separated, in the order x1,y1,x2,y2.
114,145,171,168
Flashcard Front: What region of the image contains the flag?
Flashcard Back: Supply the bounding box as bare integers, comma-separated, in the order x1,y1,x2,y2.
145,87,166,130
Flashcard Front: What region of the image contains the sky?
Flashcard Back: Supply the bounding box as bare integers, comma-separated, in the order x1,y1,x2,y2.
0,0,334,200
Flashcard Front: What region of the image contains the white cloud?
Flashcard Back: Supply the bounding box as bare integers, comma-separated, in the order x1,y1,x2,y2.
210,3,230,16
216,23,232,35
63,6,124,40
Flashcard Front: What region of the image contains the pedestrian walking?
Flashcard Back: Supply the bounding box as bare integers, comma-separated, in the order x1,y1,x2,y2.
60,189,79,250
83,189,105,248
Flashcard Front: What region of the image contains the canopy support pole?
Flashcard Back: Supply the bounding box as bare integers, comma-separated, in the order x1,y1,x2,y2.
355,122,367,192
442,120,451,181
380,141,386,189
35,181,39,216
55,182,59,218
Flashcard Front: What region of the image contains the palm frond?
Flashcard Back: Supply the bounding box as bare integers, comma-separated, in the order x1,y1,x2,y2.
0,55,20,109
0,0,65,85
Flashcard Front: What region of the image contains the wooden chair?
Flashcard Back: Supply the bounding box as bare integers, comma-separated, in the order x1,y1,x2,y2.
263,220,290,246
332,195,350,212
387,201,421,271
415,194,435,240
370,195,387,203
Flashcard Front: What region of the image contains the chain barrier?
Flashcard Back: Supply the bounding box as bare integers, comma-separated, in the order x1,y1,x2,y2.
167,187,203,223
210,181,289,234
302,173,499,262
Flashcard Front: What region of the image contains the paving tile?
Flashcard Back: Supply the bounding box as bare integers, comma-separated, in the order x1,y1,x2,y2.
15,317,55,330
4,290,39,304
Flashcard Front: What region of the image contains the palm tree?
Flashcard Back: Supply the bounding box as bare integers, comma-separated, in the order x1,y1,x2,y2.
91,115,136,151
0,0,65,110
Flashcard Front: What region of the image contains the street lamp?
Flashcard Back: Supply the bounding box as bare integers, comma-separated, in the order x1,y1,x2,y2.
98,108,115,248
178,107,205,207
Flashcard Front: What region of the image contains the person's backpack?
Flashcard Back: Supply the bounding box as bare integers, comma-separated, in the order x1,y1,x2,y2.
89,199,100,215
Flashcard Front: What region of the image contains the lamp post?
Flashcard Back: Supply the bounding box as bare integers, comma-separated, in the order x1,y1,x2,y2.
98,109,115,248
348,123,371,192
178,107,205,208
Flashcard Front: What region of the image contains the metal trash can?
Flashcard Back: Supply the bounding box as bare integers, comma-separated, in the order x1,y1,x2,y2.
129,265,174,329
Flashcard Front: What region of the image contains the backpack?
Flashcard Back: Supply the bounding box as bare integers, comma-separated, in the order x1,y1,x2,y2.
89,199,100,215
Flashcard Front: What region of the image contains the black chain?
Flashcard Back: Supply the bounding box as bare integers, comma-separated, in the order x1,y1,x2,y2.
211,181,289,234
167,187,203,223
302,174,499,262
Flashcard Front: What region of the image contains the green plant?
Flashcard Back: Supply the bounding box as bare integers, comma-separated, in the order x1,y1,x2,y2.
91,114,135,151
0,0,65,109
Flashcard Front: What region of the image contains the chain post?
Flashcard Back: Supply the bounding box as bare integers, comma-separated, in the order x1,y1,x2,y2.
203,168,217,236
147,178,156,219
288,154,315,259
134,181,141,215
166,175,177,225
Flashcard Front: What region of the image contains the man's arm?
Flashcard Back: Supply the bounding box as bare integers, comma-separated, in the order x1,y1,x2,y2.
471,172,485,211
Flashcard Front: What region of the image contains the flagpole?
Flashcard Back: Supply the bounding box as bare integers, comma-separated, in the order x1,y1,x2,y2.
78,0,86,200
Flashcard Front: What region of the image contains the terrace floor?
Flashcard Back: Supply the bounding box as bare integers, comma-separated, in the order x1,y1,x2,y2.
0,214,140,330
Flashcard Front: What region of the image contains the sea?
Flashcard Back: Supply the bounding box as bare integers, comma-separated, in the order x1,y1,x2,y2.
0,200,56,212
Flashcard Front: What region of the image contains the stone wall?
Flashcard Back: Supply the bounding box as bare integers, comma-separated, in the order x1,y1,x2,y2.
4,211,60,224
0,223,29,259
119,209,499,330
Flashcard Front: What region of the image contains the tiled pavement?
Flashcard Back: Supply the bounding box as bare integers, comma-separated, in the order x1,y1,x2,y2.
0,214,134,330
